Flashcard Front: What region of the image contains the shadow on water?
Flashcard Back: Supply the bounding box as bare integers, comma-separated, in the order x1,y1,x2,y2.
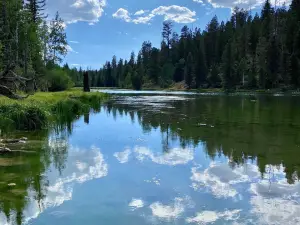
1,92,300,224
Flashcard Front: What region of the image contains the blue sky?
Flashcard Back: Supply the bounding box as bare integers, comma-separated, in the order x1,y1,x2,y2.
46,0,290,69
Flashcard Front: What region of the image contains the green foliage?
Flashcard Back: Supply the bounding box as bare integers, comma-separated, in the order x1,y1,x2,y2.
0,90,108,131
47,69,74,92
48,12,68,64
0,0,68,96
80,0,300,91
2,0,300,92
185,52,195,88
159,62,174,88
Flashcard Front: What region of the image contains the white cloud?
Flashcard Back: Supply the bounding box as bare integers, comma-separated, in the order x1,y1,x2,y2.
134,10,147,16
207,0,291,9
135,146,194,166
186,209,241,224
152,5,196,23
132,14,155,24
114,148,131,163
46,0,106,24
66,45,78,54
112,5,196,24
112,8,131,22
69,40,79,44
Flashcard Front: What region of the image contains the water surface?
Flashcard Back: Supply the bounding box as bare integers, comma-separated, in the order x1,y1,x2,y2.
1,90,300,225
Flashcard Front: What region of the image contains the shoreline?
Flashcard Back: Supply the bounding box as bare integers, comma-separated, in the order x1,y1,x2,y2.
90,87,300,96
0,89,109,131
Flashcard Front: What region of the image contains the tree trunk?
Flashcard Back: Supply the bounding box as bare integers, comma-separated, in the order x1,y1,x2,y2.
83,72,90,92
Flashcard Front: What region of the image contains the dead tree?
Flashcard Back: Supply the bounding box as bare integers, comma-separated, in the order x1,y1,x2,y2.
83,72,90,92
0,64,35,99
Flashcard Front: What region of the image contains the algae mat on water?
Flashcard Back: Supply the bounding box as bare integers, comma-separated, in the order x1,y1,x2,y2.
0,90,108,131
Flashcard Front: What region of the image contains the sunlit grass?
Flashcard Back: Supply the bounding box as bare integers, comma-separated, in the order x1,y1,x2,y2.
0,89,108,131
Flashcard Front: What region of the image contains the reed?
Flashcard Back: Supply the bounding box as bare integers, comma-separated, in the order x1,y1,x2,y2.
0,90,108,131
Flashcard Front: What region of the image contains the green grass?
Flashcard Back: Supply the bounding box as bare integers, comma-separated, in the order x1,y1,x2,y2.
0,89,108,131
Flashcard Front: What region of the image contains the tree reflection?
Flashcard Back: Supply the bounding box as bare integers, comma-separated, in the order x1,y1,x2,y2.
104,95,300,184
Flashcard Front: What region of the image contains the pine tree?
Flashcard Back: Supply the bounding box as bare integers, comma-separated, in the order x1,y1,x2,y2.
185,52,195,88
290,0,300,21
111,55,117,86
204,16,219,68
194,30,207,87
132,54,144,90
162,21,173,52
221,42,235,89
26,0,47,23
148,48,160,84
173,59,185,82
256,37,268,88
267,35,280,88
116,58,124,87
129,51,135,69
48,12,67,64
261,0,274,40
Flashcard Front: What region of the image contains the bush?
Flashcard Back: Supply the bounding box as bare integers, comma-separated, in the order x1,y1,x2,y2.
47,69,74,92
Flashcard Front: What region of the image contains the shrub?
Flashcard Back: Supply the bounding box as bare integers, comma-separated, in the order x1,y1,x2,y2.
47,69,74,92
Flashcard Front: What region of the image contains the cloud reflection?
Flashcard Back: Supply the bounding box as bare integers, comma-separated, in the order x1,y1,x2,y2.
186,209,241,224
150,197,194,221
16,146,108,225
114,148,131,163
135,146,194,166
190,162,255,198
129,198,144,211
250,166,300,225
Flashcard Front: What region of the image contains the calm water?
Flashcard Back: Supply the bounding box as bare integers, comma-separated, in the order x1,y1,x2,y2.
1,90,300,225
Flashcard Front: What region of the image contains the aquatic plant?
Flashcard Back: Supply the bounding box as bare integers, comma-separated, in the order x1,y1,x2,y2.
0,90,108,131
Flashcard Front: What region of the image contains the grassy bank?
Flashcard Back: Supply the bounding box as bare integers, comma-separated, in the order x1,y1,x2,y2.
0,90,108,131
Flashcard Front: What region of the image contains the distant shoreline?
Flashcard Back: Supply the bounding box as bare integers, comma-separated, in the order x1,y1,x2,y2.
89,87,300,96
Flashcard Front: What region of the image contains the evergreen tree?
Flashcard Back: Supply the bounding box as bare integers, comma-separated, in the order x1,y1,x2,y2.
26,0,47,23
48,12,67,64
116,58,124,87
256,37,268,88
173,59,185,82
185,52,195,88
111,55,117,86
162,21,173,55
148,48,160,84
221,42,235,89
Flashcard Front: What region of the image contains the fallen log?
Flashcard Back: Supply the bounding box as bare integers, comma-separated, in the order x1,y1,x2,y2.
0,137,27,144
0,147,12,154
0,84,29,99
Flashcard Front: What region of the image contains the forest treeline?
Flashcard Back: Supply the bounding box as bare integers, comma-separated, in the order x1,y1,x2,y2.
0,0,72,97
69,0,300,90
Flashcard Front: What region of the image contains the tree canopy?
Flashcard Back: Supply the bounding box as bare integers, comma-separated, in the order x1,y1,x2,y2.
84,0,300,91
0,0,68,98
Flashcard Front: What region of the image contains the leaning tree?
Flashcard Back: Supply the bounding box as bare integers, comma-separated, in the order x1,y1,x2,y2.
0,64,36,99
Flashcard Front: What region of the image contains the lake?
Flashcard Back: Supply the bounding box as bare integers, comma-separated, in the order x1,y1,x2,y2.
1,90,300,225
